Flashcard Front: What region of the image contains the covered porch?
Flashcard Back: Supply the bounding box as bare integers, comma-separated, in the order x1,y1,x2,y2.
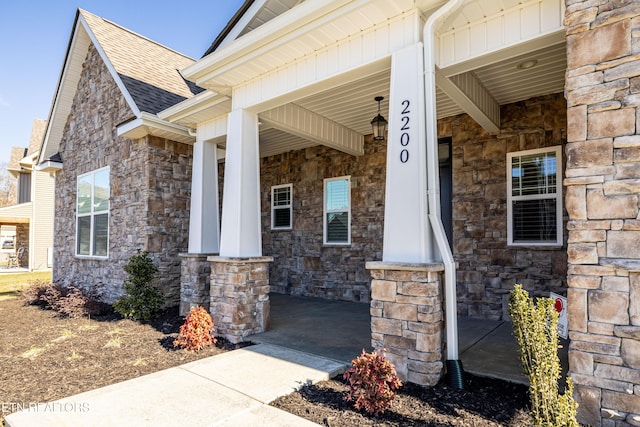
253,293,533,384
162,0,568,387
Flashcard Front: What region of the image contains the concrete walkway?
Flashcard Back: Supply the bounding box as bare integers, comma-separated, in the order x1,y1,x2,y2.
5,343,344,427
7,293,559,426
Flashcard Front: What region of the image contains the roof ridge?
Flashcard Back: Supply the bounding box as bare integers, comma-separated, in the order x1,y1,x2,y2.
78,8,196,61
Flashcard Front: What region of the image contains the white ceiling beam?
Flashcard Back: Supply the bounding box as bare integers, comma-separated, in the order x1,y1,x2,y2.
436,69,500,132
260,103,364,156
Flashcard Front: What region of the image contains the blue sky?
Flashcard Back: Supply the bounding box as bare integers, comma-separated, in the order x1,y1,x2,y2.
0,0,246,163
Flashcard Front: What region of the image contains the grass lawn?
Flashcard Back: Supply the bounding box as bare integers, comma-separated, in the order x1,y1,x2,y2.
0,271,52,299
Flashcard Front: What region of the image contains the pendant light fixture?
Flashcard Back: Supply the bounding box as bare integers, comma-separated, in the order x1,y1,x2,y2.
371,96,388,140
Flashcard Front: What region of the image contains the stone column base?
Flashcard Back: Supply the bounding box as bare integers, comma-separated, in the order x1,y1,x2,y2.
366,261,445,386
179,253,217,316
208,256,273,344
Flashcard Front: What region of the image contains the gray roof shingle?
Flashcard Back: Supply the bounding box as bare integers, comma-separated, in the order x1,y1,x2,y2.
81,9,203,114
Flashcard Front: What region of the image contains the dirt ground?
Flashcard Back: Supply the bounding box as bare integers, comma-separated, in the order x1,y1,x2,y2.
0,297,231,422
2,295,536,426
271,372,534,426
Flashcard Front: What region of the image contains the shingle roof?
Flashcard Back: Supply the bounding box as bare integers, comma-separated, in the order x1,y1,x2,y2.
80,9,204,114
7,147,27,173
26,119,47,157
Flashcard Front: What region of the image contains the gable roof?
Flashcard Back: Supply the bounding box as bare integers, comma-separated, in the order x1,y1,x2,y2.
202,0,303,56
38,9,198,168
80,10,203,114
26,119,47,157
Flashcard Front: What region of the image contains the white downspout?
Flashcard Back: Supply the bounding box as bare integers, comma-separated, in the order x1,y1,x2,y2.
423,0,464,362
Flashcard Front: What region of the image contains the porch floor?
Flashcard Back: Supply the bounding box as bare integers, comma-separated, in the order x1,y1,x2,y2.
252,293,568,385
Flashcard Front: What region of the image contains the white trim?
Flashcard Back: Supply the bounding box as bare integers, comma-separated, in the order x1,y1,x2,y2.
116,112,195,144
34,161,63,172
271,184,293,231
215,0,270,50
506,145,562,247
75,166,110,259
323,176,351,246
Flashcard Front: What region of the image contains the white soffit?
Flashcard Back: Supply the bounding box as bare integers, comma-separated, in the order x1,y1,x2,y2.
183,0,416,89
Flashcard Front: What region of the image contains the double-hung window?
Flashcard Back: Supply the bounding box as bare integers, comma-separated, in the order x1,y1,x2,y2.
76,167,110,257
507,146,562,246
323,176,350,245
271,184,292,230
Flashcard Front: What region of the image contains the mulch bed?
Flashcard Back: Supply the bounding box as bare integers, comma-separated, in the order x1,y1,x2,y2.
271,372,533,426
0,297,240,421
3,295,536,426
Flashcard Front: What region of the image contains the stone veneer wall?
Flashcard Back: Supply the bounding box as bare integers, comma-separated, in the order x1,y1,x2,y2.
15,223,29,268
259,136,385,303
564,2,640,426
53,44,192,305
438,93,569,320
368,262,445,386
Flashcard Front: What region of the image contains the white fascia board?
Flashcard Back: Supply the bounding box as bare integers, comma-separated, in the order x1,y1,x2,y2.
117,112,195,144
158,90,230,123
35,161,63,173
182,0,361,85
38,18,90,167
216,0,269,50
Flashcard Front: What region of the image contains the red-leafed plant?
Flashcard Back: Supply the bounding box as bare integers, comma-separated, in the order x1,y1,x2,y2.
173,306,216,352
343,349,403,415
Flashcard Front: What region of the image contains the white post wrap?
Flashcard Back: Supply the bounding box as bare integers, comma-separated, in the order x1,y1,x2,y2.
188,136,220,253
383,43,434,263
219,109,262,257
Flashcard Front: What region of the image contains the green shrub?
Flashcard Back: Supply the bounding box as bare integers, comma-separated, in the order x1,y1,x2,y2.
113,250,163,321
174,306,216,352
509,284,578,427
343,349,403,415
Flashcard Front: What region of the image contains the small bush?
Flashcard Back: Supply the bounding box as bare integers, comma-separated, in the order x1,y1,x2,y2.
113,250,163,321
343,349,403,415
509,284,578,427
173,306,216,351
22,281,107,318
21,280,52,306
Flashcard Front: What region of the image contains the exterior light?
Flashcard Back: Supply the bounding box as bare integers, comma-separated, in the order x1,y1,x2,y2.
517,59,538,70
371,96,388,141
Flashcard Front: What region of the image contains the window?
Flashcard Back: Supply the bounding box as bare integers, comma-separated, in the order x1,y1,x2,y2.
271,184,292,230
17,173,31,204
76,167,110,257
323,176,350,245
507,146,562,246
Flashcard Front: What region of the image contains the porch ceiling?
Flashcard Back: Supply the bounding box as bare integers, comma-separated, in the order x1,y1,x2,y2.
257,39,566,157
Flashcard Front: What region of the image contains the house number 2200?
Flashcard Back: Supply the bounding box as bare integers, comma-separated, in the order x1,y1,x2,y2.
399,100,410,163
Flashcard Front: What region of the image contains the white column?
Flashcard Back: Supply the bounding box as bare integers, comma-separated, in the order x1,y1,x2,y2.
219,109,262,257
382,43,434,263
188,136,220,253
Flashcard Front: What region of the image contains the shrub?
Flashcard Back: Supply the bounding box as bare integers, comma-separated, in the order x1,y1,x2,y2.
21,280,52,306
22,281,107,318
173,306,216,351
113,250,163,321
343,349,403,415
509,284,578,427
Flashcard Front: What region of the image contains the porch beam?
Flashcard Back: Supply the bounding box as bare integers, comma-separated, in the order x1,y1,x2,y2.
260,104,364,156
435,69,500,132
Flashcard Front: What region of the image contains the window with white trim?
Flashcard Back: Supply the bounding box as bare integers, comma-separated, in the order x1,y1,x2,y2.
507,146,562,246
76,167,110,257
323,176,350,245
271,184,292,230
